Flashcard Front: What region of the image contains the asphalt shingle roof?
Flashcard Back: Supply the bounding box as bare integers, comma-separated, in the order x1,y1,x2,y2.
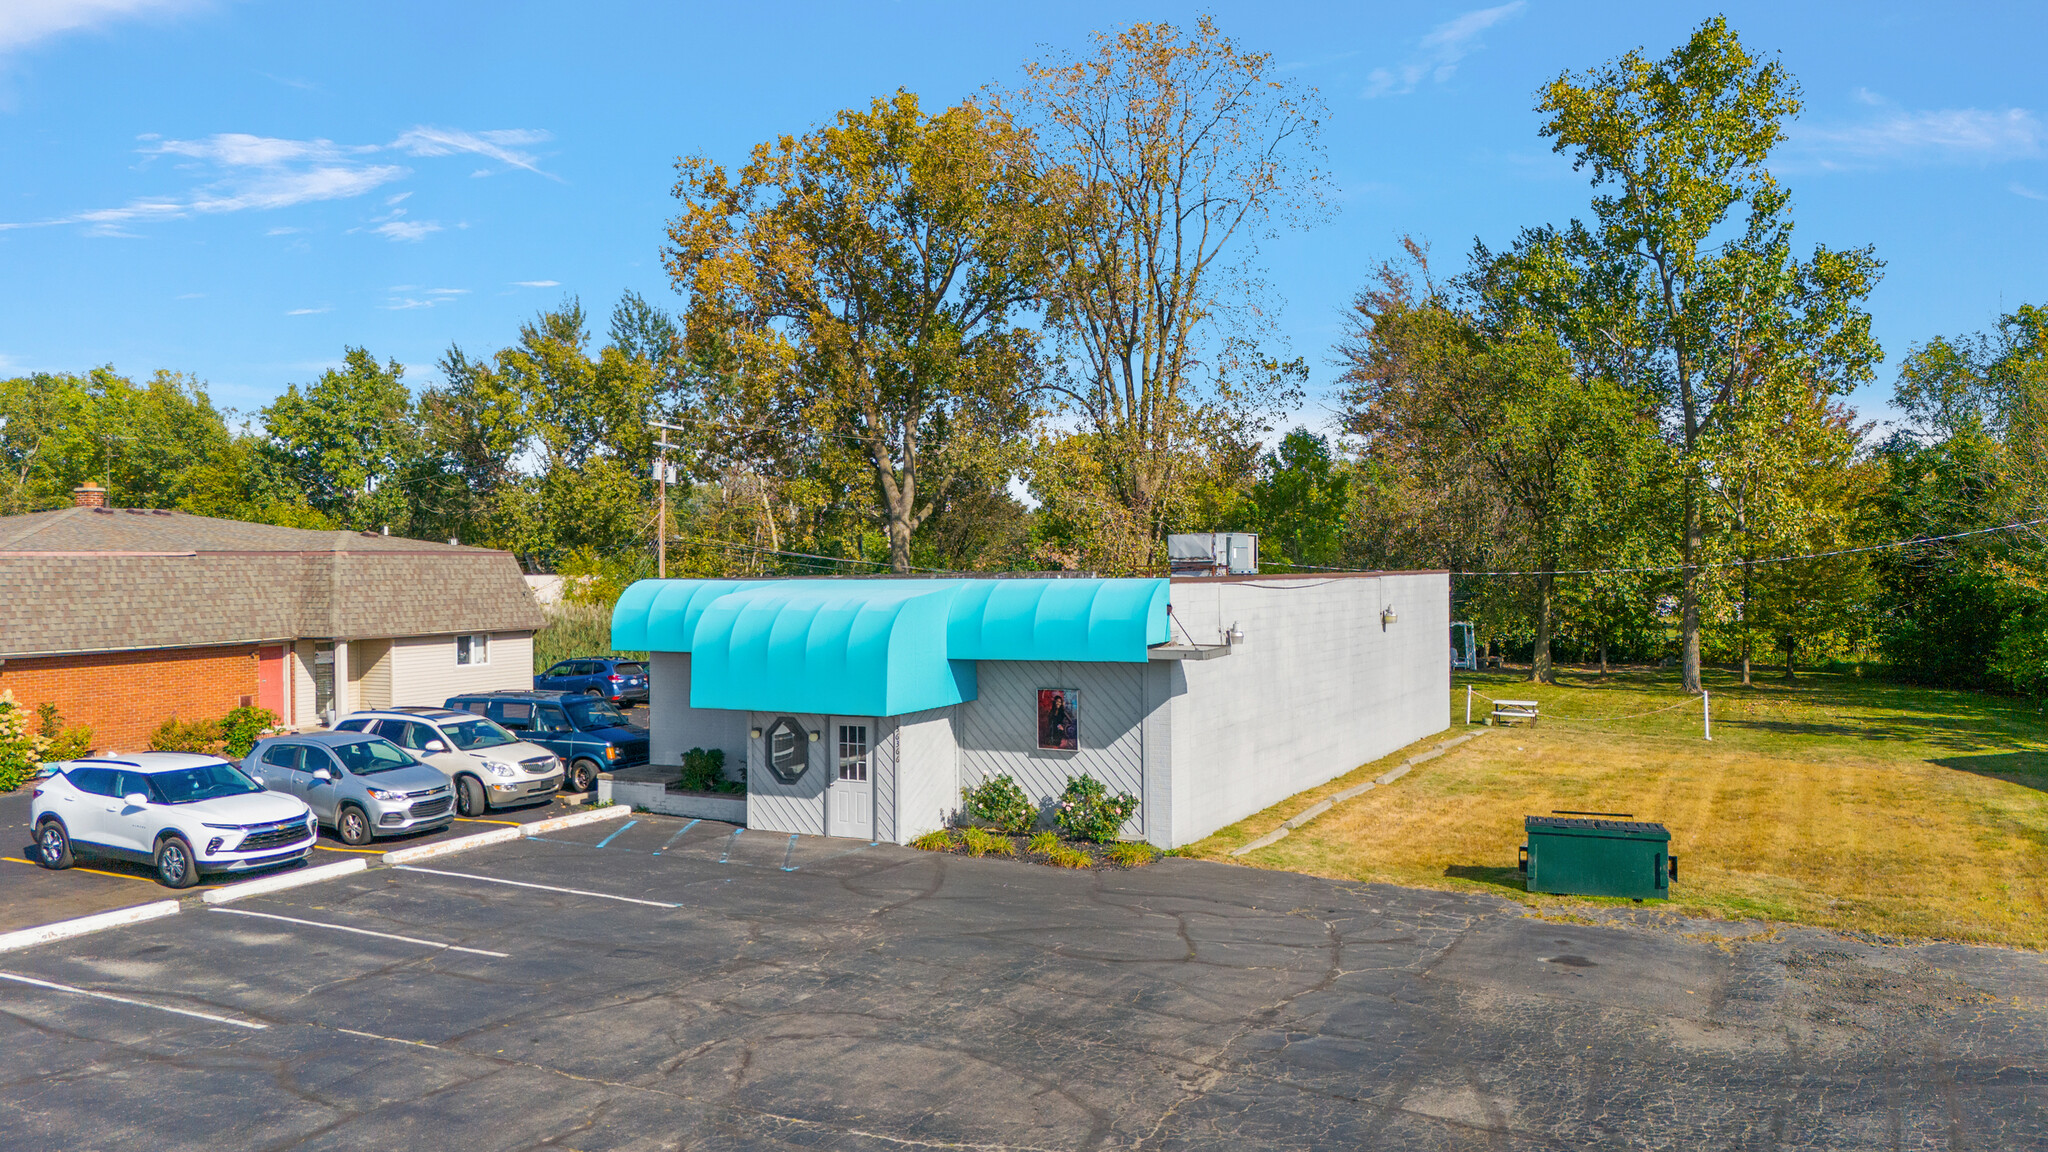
0,507,545,656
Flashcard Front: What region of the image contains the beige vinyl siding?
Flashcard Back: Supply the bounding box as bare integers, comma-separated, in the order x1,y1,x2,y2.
290,640,318,728
351,638,393,709
388,631,533,708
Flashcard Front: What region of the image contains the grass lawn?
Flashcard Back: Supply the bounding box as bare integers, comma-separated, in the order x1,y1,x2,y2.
1184,667,2048,949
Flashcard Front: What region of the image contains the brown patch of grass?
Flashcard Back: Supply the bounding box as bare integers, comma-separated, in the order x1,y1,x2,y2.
1185,668,2048,949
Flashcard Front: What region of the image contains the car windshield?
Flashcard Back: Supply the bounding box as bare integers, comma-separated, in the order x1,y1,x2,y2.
150,762,266,804
565,698,630,730
331,740,418,775
441,718,517,750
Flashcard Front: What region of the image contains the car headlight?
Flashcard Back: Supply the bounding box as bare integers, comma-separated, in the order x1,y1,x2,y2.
201,822,242,830
366,787,406,801
485,761,518,778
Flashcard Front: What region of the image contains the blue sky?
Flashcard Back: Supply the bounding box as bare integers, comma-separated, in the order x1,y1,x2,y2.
2,1,2044,436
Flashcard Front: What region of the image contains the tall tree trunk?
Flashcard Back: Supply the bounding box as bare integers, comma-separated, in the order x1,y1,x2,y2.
1680,484,1703,694
1531,570,1555,684
1599,642,1609,677
1783,639,1796,681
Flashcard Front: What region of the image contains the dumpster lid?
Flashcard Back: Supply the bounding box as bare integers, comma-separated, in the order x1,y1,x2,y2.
1525,814,1670,838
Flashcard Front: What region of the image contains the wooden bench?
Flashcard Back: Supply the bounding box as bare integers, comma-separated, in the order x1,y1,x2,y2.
1491,699,1540,726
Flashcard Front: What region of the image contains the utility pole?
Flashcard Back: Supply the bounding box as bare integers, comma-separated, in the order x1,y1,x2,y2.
649,421,686,579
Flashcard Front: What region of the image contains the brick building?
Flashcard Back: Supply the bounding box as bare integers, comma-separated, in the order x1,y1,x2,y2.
0,487,545,751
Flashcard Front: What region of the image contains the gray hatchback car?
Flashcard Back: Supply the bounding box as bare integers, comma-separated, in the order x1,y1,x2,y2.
243,732,456,846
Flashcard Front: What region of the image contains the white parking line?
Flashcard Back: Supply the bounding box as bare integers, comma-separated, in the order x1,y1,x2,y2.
391,865,682,909
0,971,267,1030
209,908,510,958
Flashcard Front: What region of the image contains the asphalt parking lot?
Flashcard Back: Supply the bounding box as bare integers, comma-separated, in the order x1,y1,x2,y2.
1,810,2044,1150
0,789,589,931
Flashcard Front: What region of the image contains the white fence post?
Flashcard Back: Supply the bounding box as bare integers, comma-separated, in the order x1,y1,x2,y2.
1703,690,1712,741
1465,684,1473,725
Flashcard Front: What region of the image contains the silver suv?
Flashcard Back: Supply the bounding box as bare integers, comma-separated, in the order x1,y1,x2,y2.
244,732,455,845
334,707,562,817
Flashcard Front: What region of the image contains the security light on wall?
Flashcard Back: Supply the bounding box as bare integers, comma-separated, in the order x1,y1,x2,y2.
1381,605,1398,629
809,730,821,741
749,727,762,738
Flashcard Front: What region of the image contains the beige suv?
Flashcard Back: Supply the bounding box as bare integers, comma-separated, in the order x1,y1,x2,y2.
334,707,563,817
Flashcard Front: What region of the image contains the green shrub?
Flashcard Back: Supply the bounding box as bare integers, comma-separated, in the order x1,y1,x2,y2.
910,830,955,852
959,826,1014,858
1042,843,1092,869
34,702,93,761
1053,774,1140,843
1104,841,1158,868
0,691,52,793
678,747,740,793
149,716,223,755
220,706,277,759
962,773,1037,833
1026,830,1060,856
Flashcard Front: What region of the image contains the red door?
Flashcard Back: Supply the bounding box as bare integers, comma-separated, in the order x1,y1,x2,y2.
257,646,286,716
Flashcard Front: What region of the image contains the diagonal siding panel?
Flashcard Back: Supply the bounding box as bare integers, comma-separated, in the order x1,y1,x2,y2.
956,660,1147,837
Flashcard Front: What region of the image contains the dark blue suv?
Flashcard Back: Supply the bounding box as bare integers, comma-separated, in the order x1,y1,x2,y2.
534,657,649,704
444,691,650,793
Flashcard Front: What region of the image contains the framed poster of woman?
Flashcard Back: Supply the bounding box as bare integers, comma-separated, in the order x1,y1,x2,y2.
1037,688,1079,751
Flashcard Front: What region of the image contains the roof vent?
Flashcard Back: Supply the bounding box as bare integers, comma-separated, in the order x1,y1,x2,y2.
70,483,107,508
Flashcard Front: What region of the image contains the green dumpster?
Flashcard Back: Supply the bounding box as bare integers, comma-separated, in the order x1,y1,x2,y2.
1518,815,1677,899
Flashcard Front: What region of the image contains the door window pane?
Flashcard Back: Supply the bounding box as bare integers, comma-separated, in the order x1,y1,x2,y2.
837,725,868,782
68,767,118,796
262,744,303,770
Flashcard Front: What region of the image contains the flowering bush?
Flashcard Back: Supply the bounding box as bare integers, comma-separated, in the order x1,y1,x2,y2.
1053,774,1138,843
962,773,1038,833
0,691,53,793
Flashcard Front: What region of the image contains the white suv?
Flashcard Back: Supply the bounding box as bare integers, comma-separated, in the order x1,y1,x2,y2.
31,753,317,888
334,707,563,816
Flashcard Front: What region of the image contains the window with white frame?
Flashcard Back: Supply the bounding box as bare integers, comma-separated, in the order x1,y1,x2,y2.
456,633,489,666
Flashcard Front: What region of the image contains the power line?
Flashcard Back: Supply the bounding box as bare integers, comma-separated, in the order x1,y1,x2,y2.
1451,517,2048,578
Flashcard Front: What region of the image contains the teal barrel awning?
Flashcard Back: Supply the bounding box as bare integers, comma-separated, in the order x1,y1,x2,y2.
610,577,1171,717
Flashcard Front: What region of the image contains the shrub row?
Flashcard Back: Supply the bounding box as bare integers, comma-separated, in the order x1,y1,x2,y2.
961,772,1139,843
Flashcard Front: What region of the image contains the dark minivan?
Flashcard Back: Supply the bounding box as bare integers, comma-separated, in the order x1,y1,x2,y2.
533,658,649,704
444,690,650,793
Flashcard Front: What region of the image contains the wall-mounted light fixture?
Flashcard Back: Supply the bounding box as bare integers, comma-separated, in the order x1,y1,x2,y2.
1381,605,1398,630
808,730,821,742
749,727,763,739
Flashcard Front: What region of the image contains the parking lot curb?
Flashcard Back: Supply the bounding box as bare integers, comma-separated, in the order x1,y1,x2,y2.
522,806,633,837
381,826,522,865
0,900,182,954
202,859,367,905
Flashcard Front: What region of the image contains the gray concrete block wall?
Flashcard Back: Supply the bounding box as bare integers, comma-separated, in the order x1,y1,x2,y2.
647,652,747,774
1164,573,1449,846
955,660,1147,834
893,707,958,842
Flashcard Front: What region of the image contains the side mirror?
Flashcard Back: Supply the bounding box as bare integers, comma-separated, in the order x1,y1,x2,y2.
312,767,335,782
123,792,148,807
425,740,448,753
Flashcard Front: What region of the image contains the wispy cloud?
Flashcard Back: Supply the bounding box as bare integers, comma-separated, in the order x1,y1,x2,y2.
285,306,330,315
1362,2,1524,99
2014,182,2048,202
513,279,560,288
1,124,549,235
394,126,555,178
380,287,464,309
1794,99,2044,167
0,0,205,57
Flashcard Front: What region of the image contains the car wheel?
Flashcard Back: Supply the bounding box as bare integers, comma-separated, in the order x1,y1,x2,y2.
569,758,601,793
337,804,374,846
456,775,487,817
584,687,603,698
154,835,200,889
34,820,73,870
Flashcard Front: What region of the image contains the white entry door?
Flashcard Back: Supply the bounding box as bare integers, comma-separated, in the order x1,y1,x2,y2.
827,722,873,840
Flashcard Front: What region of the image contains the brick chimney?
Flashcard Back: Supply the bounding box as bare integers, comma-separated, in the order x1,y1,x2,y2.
71,483,107,508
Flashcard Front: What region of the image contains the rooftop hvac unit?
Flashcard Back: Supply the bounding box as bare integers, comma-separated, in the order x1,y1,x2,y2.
1168,532,1258,576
